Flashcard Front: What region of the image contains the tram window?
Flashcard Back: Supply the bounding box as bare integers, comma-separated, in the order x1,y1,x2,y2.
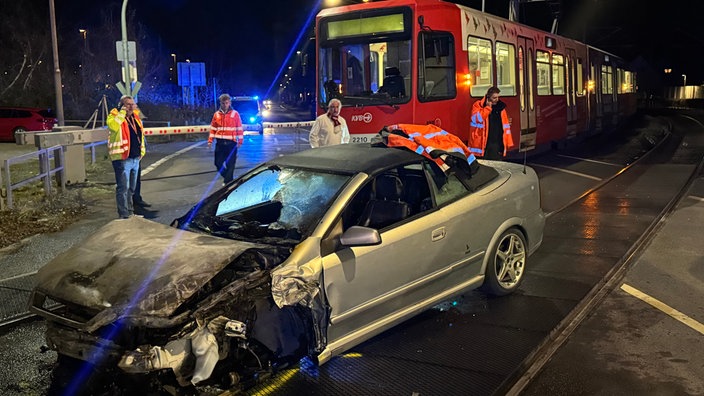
617,68,635,93
528,49,535,110
601,64,613,94
625,70,635,93
468,36,493,97
518,47,525,112
536,50,550,95
576,58,585,96
418,31,456,101
552,53,565,95
496,42,516,96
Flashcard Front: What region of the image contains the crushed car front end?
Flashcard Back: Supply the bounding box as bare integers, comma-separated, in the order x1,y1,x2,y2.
29,217,317,390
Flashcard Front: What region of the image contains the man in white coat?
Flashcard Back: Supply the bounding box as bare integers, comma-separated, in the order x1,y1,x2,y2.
309,98,350,147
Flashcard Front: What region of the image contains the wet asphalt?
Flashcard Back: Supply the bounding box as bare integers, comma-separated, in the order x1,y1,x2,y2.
0,109,702,395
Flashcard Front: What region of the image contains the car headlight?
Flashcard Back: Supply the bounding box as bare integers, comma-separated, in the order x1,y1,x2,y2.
262,109,271,118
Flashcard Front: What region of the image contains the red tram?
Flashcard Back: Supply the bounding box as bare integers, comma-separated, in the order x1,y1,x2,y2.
315,0,637,155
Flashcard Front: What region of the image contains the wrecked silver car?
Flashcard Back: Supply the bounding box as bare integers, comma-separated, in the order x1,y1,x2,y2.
30,143,544,393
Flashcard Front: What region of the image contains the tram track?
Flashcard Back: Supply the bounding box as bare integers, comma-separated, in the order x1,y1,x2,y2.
505,116,704,395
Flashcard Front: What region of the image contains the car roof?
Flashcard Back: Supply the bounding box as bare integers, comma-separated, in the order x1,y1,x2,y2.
268,143,424,174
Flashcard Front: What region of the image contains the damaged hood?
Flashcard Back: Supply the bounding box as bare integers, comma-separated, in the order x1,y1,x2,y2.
35,217,265,319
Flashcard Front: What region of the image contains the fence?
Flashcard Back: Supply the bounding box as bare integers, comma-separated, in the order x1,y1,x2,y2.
0,145,65,210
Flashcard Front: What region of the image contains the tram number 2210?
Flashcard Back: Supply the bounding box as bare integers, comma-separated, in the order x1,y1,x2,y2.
351,135,374,143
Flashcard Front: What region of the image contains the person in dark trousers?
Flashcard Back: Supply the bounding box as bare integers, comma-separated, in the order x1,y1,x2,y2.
131,104,157,218
132,164,158,218
106,95,146,219
468,86,515,160
208,93,244,185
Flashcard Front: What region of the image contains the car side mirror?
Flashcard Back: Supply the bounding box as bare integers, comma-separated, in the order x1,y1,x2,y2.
339,226,381,247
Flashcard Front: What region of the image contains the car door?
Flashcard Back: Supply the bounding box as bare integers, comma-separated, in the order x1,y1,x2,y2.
320,162,457,347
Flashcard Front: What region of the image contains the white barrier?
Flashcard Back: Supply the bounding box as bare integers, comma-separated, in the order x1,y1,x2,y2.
140,121,314,136
263,121,315,129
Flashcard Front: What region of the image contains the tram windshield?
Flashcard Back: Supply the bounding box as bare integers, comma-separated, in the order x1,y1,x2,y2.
317,8,412,107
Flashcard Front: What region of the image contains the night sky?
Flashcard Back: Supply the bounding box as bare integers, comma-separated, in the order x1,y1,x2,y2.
5,0,703,92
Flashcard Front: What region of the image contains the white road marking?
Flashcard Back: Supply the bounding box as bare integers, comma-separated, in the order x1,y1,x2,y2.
621,283,704,335
142,141,205,176
529,163,603,181
556,154,621,167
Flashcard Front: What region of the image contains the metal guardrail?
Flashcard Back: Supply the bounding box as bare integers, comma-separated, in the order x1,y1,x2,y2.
0,145,65,210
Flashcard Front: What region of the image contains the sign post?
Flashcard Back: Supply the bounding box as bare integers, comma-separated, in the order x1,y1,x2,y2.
116,0,141,98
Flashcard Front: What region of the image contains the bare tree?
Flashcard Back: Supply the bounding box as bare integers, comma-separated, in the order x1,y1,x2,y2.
0,0,54,106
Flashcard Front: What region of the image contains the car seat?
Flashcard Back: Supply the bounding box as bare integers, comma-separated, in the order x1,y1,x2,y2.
358,174,411,229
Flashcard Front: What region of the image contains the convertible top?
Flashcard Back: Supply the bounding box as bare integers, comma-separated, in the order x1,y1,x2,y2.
270,143,424,174
270,143,499,191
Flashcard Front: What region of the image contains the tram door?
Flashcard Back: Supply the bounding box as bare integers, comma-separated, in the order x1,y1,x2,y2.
517,36,537,152
565,48,578,139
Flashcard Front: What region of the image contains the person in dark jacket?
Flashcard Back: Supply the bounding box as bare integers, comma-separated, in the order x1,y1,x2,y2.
468,86,514,160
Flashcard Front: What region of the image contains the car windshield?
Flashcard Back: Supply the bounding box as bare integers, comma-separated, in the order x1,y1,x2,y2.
231,100,259,115
181,165,351,244
318,39,411,107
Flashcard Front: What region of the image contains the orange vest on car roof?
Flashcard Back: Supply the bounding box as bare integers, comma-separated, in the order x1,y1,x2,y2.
385,123,477,171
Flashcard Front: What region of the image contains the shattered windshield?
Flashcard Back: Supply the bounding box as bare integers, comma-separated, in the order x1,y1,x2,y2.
183,166,350,244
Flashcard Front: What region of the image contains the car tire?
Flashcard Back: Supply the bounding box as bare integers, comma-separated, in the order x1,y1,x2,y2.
480,227,527,296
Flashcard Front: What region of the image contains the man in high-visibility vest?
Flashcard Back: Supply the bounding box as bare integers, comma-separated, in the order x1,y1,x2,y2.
107,95,146,219
208,93,244,185
469,86,514,160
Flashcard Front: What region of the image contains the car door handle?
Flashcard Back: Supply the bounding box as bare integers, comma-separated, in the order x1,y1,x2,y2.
431,227,446,242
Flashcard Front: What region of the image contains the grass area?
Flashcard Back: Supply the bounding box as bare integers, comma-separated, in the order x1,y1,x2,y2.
0,146,114,249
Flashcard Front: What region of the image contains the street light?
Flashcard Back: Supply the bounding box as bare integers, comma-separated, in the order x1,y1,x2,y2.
682,74,687,86
79,29,87,39
170,53,177,81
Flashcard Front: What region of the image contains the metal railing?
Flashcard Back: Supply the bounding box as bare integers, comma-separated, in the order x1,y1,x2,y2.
0,145,65,210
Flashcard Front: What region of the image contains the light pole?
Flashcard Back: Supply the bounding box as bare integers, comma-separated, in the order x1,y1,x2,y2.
170,53,176,82
120,0,132,95
682,74,687,87
49,0,64,126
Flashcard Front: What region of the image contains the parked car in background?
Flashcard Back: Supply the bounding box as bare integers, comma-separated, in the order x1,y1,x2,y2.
0,107,57,142
30,143,544,393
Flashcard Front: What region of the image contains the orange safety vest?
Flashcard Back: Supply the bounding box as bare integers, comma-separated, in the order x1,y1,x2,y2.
106,108,146,161
209,109,244,145
385,123,477,171
468,98,514,157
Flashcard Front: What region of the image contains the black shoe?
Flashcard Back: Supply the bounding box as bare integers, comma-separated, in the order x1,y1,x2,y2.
134,200,152,208
134,207,159,219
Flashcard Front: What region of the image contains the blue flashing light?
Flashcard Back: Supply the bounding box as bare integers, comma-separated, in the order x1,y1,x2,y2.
249,116,256,123
253,95,259,100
